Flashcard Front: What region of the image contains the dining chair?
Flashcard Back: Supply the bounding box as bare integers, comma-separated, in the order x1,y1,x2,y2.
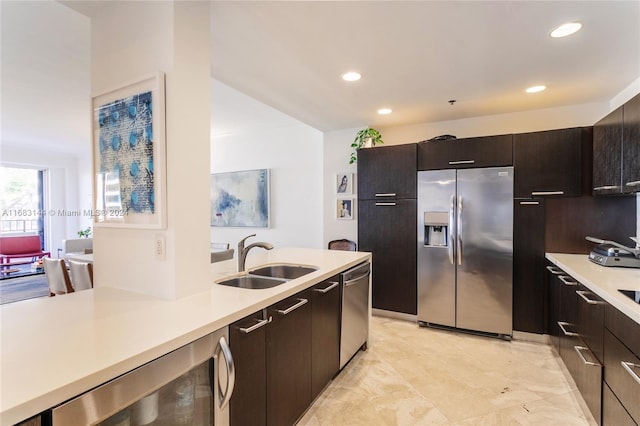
328,239,357,251
42,257,74,296
69,260,94,291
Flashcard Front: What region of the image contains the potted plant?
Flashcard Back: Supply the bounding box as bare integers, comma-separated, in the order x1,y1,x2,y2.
77,227,92,238
349,127,384,164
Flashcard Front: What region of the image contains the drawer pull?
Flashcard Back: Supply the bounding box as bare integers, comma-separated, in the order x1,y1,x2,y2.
576,290,601,305
531,191,564,196
375,202,396,206
448,160,475,165
239,316,272,334
621,362,640,385
558,321,579,337
559,276,577,286
375,193,396,197
593,185,621,191
519,201,540,205
546,266,563,275
275,298,308,315
313,281,339,294
625,180,640,187
574,346,601,367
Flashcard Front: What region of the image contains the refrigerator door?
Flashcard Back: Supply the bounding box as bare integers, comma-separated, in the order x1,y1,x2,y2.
417,169,456,326
456,167,513,335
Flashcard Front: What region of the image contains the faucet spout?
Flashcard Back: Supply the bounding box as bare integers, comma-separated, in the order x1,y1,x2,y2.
237,235,274,272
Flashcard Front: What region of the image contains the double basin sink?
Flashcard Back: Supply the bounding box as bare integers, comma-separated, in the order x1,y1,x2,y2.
216,264,318,289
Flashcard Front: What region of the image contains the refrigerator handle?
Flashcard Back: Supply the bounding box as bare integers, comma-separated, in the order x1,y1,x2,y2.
448,195,455,265
457,196,463,266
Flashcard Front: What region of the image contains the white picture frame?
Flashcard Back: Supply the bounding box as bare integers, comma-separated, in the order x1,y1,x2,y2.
336,198,354,220
336,172,353,195
92,72,166,229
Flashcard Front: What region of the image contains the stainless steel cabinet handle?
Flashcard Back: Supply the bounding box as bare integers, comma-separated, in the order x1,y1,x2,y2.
457,196,463,266
558,321,579,337
593,185,621,191
519,201,540,205
531,191,564,196
344,271,371,286
625,180,640,187
448,195,455,265
375,202,396,206
559,275,577,286
217,336,235,410
314,281,339,293
448,160,475,165
546,266,563,275
275,298,308,315
574,346,601,367
238,317,272,334
621,361,640,385
375,193,396,197
576,290,601,305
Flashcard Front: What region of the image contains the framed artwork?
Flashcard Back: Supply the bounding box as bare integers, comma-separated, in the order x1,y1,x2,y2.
211,169,270,227
336,198,354,220
92,72,166,229
336,172,353,195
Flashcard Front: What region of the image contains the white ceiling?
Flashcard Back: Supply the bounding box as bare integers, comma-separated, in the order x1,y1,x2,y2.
2,1,639,155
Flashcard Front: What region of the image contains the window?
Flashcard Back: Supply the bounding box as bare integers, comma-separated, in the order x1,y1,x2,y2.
0,166,46,248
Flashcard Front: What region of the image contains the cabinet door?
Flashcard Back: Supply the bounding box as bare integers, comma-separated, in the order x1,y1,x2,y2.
358,199,417,314
546,264,564,351
357,144,416,199
576,284,606,364
603,329,640,424
593,106,623,195
311,276,341,400
418,134,513,170
622,93,640,193
514,127,584,198
267,291,312,426
557,274,580,376
229,311,268,426
513,199,545,333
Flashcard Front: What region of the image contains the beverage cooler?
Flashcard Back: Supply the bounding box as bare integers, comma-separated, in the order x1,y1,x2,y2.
52,327,234,426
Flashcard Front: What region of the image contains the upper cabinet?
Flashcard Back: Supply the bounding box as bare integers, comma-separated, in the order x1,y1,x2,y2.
357,144,417,200
513,127,586,198
593,92,640,195
417,134,513,171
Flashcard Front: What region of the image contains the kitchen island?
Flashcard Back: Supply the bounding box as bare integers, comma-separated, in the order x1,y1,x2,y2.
0,248,370,425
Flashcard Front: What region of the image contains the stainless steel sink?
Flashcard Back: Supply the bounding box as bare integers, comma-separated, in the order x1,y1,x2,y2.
216,275,287,290
248,264,317,280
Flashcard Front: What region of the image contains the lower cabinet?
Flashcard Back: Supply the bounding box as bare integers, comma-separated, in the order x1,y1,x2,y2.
229,276,343,426
602,383,636,426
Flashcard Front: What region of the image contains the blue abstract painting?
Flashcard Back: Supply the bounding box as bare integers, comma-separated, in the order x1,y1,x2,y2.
96,90,155,214
211,169,269,227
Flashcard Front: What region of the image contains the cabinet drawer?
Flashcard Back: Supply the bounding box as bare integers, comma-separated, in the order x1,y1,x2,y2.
602,382,636,426
417,134,513,170
573,344,603,424
606,300,640,357
604,329,640,423
576,284,606,364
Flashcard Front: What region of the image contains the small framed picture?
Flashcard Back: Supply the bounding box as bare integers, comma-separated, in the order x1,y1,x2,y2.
337,198,354,220
336,172,353,195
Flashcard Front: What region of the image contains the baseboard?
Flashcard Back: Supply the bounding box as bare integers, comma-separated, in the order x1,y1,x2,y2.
372,308,417,322
512,330,551,345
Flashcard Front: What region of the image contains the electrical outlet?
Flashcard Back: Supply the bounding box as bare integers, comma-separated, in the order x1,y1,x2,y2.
155,235,165,260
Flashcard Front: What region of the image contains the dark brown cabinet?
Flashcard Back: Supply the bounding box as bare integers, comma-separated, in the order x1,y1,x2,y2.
358,144,417,200
576,284,606,364
593,92,640,195
310,276,341,400
514,127,585,198
358,144,417,315
358,199,416,314
602,383,636,426
513,199,545,333
417,134,513,170
546,263,564,350
267,290,312,426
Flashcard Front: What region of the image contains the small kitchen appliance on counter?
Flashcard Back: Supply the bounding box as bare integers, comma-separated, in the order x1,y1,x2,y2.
586,236,640,268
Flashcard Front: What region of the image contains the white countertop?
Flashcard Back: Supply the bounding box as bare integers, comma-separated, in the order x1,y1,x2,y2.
546,253,640,325
0,248,370,425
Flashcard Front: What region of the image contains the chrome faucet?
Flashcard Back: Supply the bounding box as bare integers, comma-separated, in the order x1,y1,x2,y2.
237,234,274,272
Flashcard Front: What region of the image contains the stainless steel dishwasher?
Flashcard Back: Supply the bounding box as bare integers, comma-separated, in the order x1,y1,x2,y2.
340,261,371,369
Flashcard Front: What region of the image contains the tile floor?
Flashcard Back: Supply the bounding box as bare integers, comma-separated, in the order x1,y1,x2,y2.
299,316,596,425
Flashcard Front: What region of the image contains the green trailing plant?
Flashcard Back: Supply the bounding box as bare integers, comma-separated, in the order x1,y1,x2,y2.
349,127,384,164
78,227,92,238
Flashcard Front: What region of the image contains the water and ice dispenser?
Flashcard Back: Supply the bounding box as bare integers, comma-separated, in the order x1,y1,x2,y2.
423,212,449,247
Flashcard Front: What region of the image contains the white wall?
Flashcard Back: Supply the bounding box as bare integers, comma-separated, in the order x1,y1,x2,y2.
210,80,323,253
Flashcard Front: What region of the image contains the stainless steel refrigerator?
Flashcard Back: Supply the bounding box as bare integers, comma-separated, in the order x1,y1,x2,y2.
417,167,513,337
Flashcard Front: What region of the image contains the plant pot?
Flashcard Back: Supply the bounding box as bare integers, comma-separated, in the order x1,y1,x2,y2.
363,137,373,148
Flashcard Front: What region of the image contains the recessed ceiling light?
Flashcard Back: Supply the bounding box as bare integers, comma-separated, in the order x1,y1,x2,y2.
526,85,546,93
342,71,361,82
550,22,582,38
377,108,392,115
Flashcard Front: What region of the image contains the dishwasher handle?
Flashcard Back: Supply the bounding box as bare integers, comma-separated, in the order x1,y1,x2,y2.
344,270,371,286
